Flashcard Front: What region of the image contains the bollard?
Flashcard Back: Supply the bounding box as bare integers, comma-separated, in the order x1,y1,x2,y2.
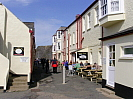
62,66,66,84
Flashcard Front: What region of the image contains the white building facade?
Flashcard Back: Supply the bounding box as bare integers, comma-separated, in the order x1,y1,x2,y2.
99,0,133,98
52,27,66,62
0,4,35,91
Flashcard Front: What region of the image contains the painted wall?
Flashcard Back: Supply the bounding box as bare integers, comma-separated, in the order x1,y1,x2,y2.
102,0,133,88
0,5,31,75
82,2,102,65
103,0,133,37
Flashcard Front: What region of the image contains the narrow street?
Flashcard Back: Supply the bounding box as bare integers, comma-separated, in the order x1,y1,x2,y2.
0,64,122,99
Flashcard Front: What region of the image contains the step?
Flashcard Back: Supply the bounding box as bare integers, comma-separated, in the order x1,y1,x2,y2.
12,76,27,81
12,82,27,86
9,85,29,92
100,88,115,95
0,89,3,92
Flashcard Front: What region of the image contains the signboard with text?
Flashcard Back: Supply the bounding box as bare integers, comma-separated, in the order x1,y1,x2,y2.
77,52,88,60
13,47,24,56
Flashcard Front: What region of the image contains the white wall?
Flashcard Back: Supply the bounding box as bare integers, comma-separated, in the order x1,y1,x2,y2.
102,0,133,88
0,53,9,87
0,5,31,75
82,2,102,65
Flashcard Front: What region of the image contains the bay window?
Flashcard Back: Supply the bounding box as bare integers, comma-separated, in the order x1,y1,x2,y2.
99,0,124,19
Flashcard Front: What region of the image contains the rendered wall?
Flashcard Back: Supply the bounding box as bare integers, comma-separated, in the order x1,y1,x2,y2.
82,2,101,65
0,5,31,75
102,0,133,88
103,35,133,88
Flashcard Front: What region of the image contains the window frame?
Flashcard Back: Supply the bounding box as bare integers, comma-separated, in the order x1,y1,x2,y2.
95,6,99,25
109,45,115,67
82,16,85,32
73,32,75,45
58,42,61,50
100,0,108,16
87,13,91,30
122,45,133,57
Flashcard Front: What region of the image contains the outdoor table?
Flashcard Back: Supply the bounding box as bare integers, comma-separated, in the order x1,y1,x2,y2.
95,72,102,83
83,69,102,81
77,67,87,76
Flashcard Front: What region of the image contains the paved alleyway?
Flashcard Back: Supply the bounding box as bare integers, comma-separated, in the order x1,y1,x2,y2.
0,64,122,99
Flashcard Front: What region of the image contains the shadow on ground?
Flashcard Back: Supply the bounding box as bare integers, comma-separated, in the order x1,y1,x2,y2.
29,64,61,88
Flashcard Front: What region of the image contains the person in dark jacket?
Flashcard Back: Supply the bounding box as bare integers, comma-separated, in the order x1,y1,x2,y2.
41,58,46,69
45,59,49,73
51,58,58,73
64,60,68,70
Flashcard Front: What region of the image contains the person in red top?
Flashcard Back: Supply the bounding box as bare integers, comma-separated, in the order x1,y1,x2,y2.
51,58,58,73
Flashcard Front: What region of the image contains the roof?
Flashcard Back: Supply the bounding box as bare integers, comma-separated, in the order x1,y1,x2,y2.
99,26,133,41
64,0,98,31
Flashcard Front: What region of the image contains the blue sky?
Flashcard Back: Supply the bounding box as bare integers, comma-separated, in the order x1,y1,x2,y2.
1,0,95,47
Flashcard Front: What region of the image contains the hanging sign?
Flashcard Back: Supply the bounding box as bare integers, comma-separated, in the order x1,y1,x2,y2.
13,47,24,56
77,52,88,60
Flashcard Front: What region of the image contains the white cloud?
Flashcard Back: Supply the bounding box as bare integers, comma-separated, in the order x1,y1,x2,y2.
16,0,32,6
35,19,64,47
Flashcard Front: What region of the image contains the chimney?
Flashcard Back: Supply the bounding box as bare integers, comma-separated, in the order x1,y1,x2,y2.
76,14,80,19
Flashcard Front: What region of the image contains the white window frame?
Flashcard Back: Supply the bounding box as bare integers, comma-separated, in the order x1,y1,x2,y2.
70,34,71,46
58,42,61,50
94,6,99,25
109,44,115,67
87,13,91,29
90,52,92,64
57,31,61,39
100,0,108,17
53,36,56,43
73,32,75,45
82,16,85,32
54,45,56,51
99,0,124,19
111,0,119,12
122,45,133,57
98,51,102,65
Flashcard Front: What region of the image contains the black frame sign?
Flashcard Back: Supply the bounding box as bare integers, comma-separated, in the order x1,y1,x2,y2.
77,52,88,60
13,47,24,56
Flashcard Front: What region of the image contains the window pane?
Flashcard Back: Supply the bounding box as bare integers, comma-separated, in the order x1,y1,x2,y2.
109,46,112,52
109,60,115,66
109,53,113,59
124,48,133,54
111,0,119,12
113,60,115,66
113,45,115,51
113,52,115,59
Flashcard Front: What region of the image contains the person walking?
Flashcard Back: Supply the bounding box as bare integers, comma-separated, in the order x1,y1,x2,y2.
45,59,49,73
64,60,68,70
51,58,58,73
41,58,46,69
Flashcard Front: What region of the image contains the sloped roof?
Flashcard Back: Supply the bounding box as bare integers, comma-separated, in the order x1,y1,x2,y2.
99,26,133,40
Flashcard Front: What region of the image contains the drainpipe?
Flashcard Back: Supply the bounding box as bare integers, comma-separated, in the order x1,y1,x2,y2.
80,16,82,49
68,33,70,62
29,32,32,84
30,32,33,74
102,26,104,58
77,19,78,49
64,31,66,61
